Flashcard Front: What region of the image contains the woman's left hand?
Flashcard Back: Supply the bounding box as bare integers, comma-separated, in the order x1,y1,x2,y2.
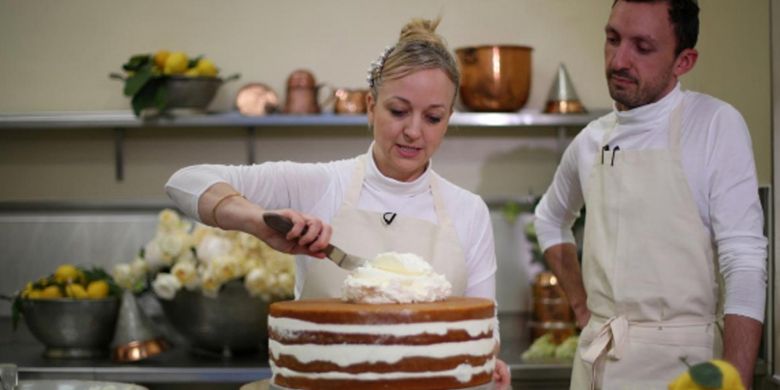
493,358,511,389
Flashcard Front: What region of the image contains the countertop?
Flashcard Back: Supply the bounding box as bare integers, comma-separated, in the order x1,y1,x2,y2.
0,313,572,388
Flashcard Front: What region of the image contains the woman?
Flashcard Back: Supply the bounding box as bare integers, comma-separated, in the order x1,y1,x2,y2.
165,17,509,386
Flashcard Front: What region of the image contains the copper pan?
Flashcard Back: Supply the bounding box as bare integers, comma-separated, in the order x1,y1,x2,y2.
456,45,533,112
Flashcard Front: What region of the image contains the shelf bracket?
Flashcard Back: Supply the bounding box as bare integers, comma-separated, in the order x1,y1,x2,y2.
246,127,256,165
556,126,567,158
114,128,125,181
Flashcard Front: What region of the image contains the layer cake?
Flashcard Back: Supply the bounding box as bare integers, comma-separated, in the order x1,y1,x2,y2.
268,296,496,389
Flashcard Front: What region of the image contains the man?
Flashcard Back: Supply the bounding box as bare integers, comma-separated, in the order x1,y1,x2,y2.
533,0,767,388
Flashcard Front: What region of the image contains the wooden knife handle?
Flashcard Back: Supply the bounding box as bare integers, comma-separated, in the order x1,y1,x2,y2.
263,212,309,236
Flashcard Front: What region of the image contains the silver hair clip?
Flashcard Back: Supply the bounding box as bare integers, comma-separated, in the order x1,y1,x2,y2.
367,45,395,88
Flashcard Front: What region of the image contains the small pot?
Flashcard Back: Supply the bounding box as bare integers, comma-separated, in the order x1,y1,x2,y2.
333,88,368,114
456,45,533,112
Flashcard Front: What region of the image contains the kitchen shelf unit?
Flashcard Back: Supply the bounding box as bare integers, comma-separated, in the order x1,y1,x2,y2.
0,109,608,181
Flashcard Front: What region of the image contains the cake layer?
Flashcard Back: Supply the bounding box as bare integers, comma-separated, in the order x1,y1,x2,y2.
271,353,493,374
271,359,494,390
269,296,494,324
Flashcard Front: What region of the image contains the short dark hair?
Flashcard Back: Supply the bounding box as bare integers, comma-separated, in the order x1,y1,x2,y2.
612,0,699,55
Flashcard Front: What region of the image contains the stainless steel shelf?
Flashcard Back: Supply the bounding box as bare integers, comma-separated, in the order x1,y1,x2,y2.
0,109,608,129
0,109,609,182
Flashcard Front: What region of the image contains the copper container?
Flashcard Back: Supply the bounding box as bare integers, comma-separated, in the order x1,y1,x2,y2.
455,45,532,112
284,69,321,114
333,88,368,114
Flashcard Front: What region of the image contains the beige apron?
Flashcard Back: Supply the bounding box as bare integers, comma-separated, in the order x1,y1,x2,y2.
300,155,468,299
570,101,724,390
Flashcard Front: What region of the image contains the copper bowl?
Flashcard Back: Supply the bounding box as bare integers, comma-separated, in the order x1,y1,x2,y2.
455,45,533,112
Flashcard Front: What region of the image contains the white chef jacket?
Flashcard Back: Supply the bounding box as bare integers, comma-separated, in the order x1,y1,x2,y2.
534,83,767,322
165,145,498,301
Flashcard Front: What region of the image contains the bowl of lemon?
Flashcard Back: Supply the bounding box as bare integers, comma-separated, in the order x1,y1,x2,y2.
112,50,239,117
13,264,121,358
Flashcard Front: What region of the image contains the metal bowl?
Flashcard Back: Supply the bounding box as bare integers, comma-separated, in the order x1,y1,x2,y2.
164,76,222,110
158,281,289,357
20,297,119,358
455,45,533,112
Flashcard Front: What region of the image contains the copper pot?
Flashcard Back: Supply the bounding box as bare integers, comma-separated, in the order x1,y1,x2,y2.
455,45,533,112
284,69,321,114
333,88,368,114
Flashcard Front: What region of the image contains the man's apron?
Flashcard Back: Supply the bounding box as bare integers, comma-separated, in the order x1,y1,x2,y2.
570,101,724,389
300,155,468,298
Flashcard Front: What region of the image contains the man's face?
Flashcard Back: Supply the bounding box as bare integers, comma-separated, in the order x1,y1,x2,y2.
604,1,685,110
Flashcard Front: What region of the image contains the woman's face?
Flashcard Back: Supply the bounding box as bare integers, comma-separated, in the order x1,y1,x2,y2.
367,68,456,182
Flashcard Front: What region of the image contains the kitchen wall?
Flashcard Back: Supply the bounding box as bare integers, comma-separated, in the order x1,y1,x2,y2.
0,0,771,201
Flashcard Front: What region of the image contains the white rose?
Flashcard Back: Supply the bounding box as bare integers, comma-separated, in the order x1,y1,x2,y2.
211,255,243,282
200,270,222,298
157,232,190,260
152,273,182,300
158,209,181,231
196,234,233,264
112,263,135,290
171,261,200,290
244,268,268,297
129,257,148,280
144,240,166,271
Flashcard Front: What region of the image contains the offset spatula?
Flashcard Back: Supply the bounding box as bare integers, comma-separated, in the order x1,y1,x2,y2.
262,212,368,271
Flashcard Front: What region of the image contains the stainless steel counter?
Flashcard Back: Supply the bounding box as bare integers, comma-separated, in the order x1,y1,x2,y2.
0,313,572,389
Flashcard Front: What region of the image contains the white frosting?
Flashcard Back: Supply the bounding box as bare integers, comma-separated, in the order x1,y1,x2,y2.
270,356,495,383
269,337,495,366
269,316,494,339
341,252,452,303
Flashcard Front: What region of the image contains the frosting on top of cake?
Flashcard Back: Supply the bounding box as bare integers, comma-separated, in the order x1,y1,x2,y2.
342,252,452,303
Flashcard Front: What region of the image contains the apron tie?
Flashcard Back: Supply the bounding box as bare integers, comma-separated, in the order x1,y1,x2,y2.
582,315,629,364
582,315,629,390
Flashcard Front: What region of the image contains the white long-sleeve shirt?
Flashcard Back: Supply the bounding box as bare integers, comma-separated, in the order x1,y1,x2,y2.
534,83,767,322
165,147,497,301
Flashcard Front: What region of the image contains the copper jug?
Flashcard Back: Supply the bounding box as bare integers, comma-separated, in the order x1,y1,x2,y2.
455,45,533,112
333,88,368,114
284,69,321,114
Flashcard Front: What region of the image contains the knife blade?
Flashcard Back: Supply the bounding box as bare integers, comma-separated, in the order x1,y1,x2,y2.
262,212,368,271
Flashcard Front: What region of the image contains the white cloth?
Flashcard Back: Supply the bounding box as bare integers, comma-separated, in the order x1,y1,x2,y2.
534,83,767,322
165,145,497,301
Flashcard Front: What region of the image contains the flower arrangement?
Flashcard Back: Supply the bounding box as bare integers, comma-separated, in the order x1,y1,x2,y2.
113,209,295,301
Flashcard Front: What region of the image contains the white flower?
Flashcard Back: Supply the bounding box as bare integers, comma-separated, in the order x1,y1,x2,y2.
157,232,190,260
200,270,222,298
171,260,200,290
196,234,233,265
209,254,243,283
112,263,135,290
244,268,268,297
152,273,182,300
129,257,148,279
143,240,166,272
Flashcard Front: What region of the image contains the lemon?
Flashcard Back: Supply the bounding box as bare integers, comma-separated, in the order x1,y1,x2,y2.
194,58,218,77
54,264,81,283
668,359,744,390
163,52,188,75
153,50,170,70
184,68,200,77
86,280,110,299
40,285,62,299
27,289,43,299
65,283,89,299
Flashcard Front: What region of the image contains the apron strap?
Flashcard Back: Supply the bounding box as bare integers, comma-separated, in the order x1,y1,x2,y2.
342,155,367,208
668,99,685,156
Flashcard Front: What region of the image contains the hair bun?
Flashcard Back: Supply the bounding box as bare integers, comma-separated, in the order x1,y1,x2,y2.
399,18,443,45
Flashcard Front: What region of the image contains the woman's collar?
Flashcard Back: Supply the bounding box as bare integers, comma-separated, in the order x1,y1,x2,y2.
364,143,431,196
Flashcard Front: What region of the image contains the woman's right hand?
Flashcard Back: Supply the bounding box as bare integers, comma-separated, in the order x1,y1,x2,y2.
254,209,333,259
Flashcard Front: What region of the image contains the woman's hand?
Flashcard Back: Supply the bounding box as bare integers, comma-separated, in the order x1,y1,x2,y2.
493,358,511,389
255,209,332,259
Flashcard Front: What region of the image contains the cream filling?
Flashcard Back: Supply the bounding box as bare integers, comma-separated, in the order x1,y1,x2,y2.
269,337,495,366
270,356,496,383
268,316,494,338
